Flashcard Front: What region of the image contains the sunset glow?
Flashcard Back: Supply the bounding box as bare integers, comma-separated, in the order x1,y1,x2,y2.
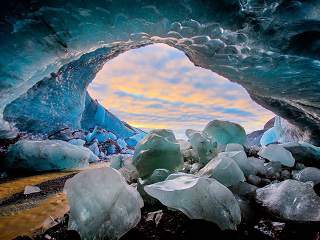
88,43,274,138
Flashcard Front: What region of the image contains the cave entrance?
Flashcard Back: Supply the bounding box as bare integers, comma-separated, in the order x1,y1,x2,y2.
88,43,274,139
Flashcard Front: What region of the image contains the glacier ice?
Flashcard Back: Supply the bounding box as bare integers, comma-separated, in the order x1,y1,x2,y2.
137,168,170,205
281,141,320,168
132,129,183,178
109,154,138,183
88,141,100,158
86,127,117,143
64,167,143,240
110,154,132,170
255,180,320,222
125,132,146,148
81,95,138,139
260,116,282,146
225,143,244,152
293,167,320,185
144,173,241,230
197,156,245,187
68,139,86,146
203,120,246,146
1,0,320,147
219,151,256,177
5,140,98,171
188,131,217,165
24,185,41,195
247,157,266,176
258,144,295,167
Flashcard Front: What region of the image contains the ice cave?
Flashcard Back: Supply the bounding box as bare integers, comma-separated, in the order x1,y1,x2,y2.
0,0,320,239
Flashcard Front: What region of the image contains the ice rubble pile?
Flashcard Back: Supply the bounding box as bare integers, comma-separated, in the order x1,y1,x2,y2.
62,118,320,238
1,123,145,171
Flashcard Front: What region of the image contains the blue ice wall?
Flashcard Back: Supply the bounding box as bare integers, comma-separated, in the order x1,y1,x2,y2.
81,93,136,139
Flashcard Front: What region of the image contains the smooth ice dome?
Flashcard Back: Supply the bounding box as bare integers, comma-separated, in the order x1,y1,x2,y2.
144,173,241,230
64,167,143,240
133,129,183,178
258,144,295,167
197,156,245,187
256,180,320,222
203,120,246,146
293,167,320,185
5,140,98,171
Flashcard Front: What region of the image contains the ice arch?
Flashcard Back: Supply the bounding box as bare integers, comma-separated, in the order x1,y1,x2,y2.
1,0,320,144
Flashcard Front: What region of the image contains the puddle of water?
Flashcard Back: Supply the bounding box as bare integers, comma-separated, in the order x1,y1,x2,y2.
0,192,69,240
0,171,77,201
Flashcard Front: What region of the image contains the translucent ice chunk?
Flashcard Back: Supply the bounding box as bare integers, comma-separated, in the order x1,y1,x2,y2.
258,144,295,167
137,169,170,205
5,140,97,171
225,143,244,152
197,156,245,187
133,129,183,178
117,138,127,150
293,167,320,185
64,168,143,240
203,120,246,146
188,132,217,165
144,173,241,230
68,139,86,146
256,180,320,222
260,116,281,146
219,151,255,176
24,185,41,195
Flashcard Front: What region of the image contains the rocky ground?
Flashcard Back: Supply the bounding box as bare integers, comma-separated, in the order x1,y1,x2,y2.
1,121,320,240
15,207,320,240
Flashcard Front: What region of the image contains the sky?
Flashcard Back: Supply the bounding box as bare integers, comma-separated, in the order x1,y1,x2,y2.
88,43,274,139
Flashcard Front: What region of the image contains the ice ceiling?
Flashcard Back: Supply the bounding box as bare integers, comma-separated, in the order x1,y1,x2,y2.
1,0,320,144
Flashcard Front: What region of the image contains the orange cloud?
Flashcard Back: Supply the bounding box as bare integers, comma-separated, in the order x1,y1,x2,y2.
88,43,274,137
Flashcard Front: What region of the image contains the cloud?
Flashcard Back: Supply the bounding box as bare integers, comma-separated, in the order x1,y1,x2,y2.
88,43,274,136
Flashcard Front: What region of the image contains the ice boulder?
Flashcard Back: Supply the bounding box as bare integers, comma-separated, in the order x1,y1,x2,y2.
219,151,256,177
110,154,132,170
281,141,320,168
144,173,241,230
133,129,183,178
203,120,246,146
255,180,320,222
68,139,86,146
260,117,282,146
293,167,320,185
137,168,171,205
258,144,295,167
64,168,143,240
197,156,245,187
188,132,217,165
117,138,127,150
126,132,146,148
225,143,244,152
109,154,137,183
24,185,41,195
5,140,98,171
